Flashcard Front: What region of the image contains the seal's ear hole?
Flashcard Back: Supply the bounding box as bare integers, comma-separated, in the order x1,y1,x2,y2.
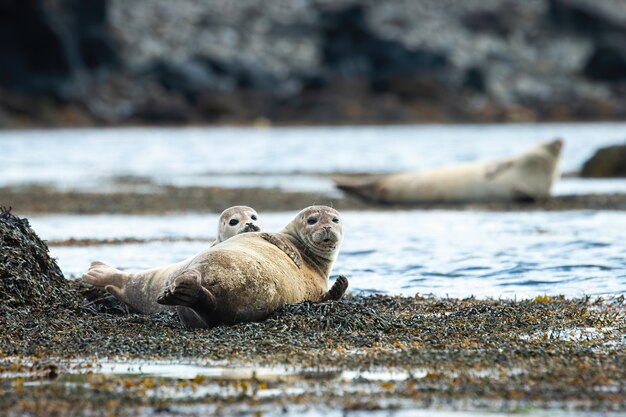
251,215,258,221
307,217,318,225
332,217,340,224
229,219,239,226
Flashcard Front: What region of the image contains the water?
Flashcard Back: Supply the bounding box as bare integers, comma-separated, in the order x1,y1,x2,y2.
3,123,626,299
1,123,625,192
2,357,606,416
29,209,626,299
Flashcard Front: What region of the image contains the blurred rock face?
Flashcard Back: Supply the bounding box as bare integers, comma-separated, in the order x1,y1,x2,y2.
581,145,626,178
1,0,626,127
0,0,117,98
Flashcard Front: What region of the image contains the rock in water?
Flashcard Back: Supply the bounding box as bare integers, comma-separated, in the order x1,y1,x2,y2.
0,207,73,312
581,144,626,177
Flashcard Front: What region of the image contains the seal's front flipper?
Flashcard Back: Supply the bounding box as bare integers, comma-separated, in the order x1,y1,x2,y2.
322,275,349,301
260,232,302,268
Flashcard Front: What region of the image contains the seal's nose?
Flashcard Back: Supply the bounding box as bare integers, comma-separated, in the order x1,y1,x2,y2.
322,226,333,242
246,222,260,231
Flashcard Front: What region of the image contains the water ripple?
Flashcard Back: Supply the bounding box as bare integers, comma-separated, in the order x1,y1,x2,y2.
28,210,626,299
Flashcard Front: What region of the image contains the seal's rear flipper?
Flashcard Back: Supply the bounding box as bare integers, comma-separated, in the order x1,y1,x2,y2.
82,261,126,290
333,176,384,203
157,269,216,308
157,269,218,329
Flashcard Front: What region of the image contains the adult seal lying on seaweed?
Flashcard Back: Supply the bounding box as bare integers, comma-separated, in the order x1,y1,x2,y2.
335,139,563,204
83,206,348,328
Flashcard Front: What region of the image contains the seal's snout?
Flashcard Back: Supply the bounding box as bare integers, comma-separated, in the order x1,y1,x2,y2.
242,223,260,233
314,227,339,246
546,138,564,156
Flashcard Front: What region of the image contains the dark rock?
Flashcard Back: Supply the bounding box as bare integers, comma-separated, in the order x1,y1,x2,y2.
69,0,118,72
547,0,626,38
374,73,446,102
584,35,626,82
198,57,279,92
0,207,74,312
461,8,515,37
319,5,450,87
130,97,195,124
0,0,73,96
581,144,626,177
463,67,487,93
141,59,224,95
549,0,626,84
0,0,118,98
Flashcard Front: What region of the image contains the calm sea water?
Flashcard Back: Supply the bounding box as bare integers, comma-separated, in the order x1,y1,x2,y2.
29,209,626,299
1,123,626,194
3,123,626,299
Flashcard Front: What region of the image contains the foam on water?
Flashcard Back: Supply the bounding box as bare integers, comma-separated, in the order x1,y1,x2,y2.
29,210,626,299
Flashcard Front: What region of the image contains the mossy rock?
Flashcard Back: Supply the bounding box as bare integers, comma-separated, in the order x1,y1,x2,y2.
581,144,626,177
0,207,74,312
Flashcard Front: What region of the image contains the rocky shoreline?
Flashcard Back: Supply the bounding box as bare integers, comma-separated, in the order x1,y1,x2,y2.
2,0,626,128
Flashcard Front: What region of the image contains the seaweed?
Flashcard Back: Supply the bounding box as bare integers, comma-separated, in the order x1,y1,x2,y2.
0,207,75,312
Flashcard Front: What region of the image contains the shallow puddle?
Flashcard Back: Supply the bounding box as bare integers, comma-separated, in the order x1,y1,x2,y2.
1,358,617,416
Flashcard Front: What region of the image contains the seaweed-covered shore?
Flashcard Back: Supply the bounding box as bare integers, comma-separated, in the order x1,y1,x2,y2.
2,291,626,416
2,198,626,416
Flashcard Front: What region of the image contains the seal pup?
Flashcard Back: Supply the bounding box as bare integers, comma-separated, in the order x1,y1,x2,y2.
213,205,262,246
82,205,263,319
335,139,563,204
83,206,348,328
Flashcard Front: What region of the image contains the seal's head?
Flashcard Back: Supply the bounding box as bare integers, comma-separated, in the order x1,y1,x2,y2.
544,138,563,157
217,206,262,243
283,205,343,261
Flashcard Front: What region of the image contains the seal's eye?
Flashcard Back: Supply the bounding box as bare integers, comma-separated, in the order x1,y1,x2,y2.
332,217,340,224
307,217,317,225
251,215,257,221
229,219,239,226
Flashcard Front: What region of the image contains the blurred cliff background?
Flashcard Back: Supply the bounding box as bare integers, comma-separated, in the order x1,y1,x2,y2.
1,0,626,128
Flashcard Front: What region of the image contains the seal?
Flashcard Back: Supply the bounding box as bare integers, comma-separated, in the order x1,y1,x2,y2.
81,205,264,321
335,139,563,204
213,206,262,246
82,206,348,328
